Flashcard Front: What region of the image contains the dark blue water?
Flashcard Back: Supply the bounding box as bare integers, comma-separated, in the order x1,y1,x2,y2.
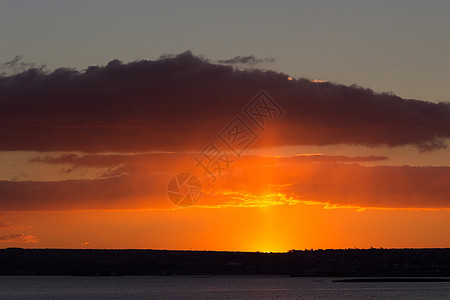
0,276,449,299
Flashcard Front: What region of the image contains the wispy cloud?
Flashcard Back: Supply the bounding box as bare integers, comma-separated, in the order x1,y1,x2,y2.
0,234,39,243
0,152,448,210
0,220,30,229
218,55,275,65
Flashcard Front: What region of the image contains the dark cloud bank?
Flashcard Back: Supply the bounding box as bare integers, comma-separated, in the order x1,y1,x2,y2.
1,51,449,152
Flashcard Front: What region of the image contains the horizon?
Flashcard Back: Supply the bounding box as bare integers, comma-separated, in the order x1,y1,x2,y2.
3,246,450,252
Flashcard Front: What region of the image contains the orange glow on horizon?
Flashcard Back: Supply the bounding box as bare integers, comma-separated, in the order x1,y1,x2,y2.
1,145,449,250
4,202,449,251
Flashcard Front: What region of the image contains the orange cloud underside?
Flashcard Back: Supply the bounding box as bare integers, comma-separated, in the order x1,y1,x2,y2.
1,150,449,250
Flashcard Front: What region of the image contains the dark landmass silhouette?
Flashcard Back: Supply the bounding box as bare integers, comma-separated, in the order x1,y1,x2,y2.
333,278,450,282
1,248,449,277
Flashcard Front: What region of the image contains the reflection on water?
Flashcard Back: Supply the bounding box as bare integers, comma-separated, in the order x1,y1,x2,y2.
0,276,449,299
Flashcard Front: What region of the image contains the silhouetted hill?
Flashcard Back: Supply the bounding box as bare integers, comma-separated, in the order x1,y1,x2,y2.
0,248,449,276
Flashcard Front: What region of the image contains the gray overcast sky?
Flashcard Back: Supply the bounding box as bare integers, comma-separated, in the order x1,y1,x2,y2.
1,0,449,102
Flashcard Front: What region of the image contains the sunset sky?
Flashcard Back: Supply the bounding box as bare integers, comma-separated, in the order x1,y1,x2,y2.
0,1,449,252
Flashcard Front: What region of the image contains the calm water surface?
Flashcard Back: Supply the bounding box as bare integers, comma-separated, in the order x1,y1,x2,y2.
0,276,449,299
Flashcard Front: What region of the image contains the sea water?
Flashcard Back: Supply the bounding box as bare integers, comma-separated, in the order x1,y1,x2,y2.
0,275,449,299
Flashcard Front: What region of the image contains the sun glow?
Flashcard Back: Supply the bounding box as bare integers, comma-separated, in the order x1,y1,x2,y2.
254,243,286,253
